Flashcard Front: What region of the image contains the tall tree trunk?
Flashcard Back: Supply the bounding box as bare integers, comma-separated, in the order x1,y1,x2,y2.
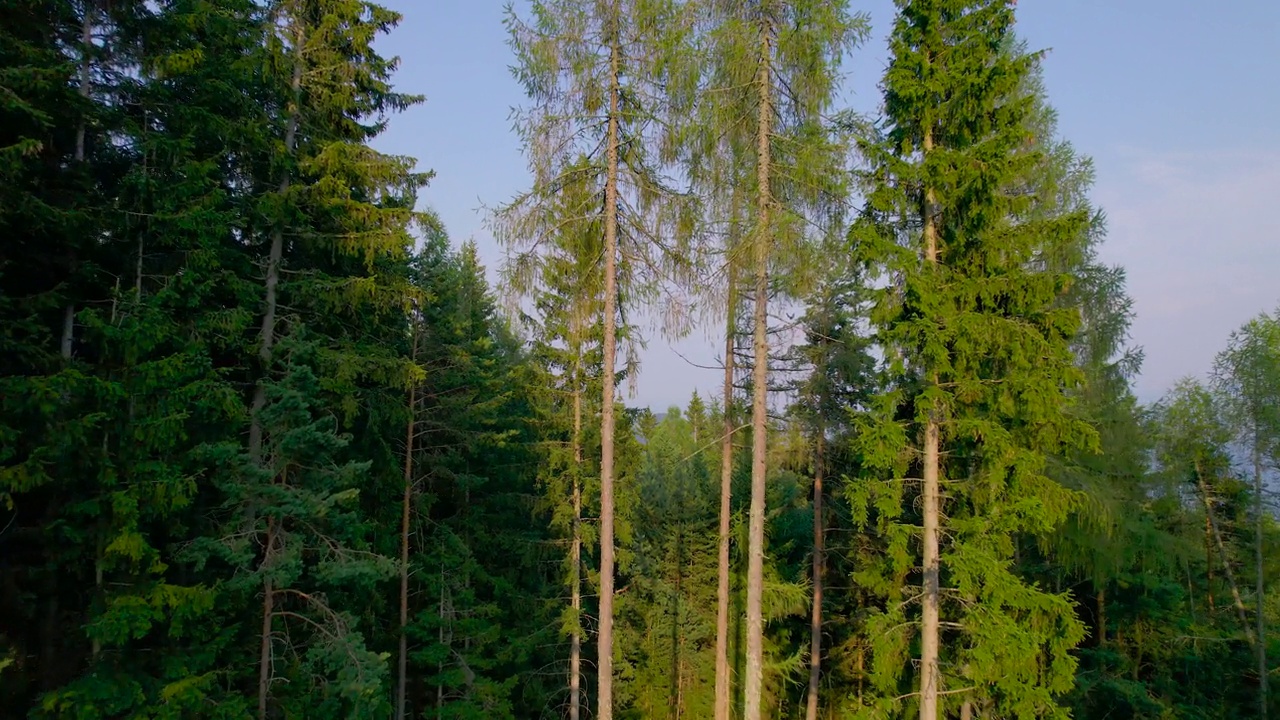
571,343,584,720
714,262,737,720
1196,461,1257,646
258,520,276,720
806,432,825,720
1256,440,1269,719
75,2,91,162
397,329,419,720
743,13,774,719
253,22,304,720
597,13,622,719
918,121,942,720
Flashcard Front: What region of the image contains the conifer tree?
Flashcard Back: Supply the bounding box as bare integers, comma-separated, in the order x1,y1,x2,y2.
853,2,1094,717
204,2,425,715
685,3,864,716
785,243,878,719
505,156,607,719
500,3,696,715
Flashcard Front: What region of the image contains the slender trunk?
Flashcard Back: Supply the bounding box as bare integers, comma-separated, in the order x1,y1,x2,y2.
76,3,91,161
1097,586,1107,646
597,16,621,720
1256,440,1269,719
806,433,825,720
61,305,75,361
918,121,942,720
743,15,774,720
570,346,584,720
258,520,276,720
135,238,145,302
1196,460,1256,645
960,700,973,720
437,568,445,718
397,330,418,720
714,261,737,720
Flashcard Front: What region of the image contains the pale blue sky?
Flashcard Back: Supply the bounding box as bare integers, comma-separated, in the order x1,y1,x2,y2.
372,0,1280,410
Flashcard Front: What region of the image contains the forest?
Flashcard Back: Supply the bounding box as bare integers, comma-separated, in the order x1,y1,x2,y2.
2,0,1278,718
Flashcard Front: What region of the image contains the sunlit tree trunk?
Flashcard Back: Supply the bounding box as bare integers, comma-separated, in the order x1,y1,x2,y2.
805,432,825,720
715,264,737,720
743,11,775,718
918,118,942,720
597,8,622,717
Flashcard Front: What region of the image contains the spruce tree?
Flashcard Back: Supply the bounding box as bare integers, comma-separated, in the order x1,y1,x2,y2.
506,155,607,720
198,2,425,715
785,242,878,719
852,2,1094,717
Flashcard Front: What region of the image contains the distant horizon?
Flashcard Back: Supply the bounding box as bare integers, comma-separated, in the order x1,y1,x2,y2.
372,0,1280,411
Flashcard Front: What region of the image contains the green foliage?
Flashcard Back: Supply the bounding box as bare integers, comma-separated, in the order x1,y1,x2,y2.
850,2,1096,716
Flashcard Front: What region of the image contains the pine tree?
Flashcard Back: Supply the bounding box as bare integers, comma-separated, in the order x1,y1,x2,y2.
852,2,1094,717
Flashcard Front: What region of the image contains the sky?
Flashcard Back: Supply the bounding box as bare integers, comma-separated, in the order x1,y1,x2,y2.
371,0,1280,411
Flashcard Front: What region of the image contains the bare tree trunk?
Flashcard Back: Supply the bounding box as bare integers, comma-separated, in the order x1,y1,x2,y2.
571,345,584,720
397,329,419,720
76,2,91,162
258,520,276,720
714,264,737,720
1196,461,1256,646
1256,441,1269,719
960,699,973,720
743,13,774,720
805,433,825,720
918,121,942,720
597,13,622,719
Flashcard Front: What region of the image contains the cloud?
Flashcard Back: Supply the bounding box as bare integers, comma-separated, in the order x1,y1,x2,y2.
1094,147,1280,401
